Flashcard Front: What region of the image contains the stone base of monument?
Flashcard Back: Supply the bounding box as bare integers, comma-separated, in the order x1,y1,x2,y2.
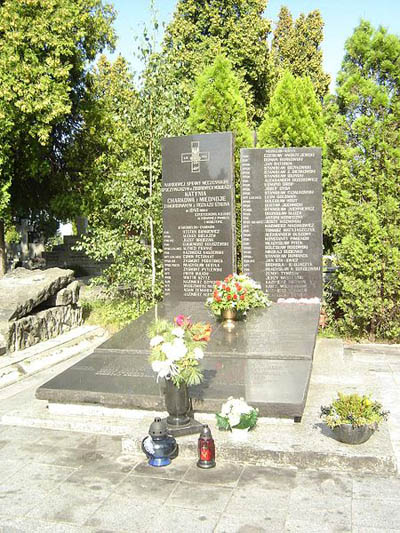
36,299,320,423
164,417,203,437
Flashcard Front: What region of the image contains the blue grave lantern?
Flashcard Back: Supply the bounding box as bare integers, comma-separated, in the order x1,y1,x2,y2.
142,417,179,467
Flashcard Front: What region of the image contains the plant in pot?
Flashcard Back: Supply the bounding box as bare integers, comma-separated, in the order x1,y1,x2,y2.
216,397,259,441
206,273,270,329
148,314,211,428
320,392,389,445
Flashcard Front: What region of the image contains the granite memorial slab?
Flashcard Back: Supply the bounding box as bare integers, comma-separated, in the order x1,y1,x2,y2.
162,132,236,300
241,147,322,301
36,299,319,419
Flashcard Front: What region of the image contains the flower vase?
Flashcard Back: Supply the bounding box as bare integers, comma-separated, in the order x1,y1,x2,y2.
221,308,237,331
230,427,250,442
164,379,191,427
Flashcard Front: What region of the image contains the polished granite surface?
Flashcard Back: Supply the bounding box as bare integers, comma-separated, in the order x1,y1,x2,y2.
36,300,319,418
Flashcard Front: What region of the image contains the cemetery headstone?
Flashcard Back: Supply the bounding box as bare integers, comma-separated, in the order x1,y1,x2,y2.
161,132,236,300
241,147,322,301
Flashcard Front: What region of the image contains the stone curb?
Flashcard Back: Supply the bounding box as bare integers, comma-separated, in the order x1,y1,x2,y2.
0,326,108,390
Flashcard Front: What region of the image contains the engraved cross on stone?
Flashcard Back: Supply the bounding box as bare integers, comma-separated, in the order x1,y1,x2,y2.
181,141,210,173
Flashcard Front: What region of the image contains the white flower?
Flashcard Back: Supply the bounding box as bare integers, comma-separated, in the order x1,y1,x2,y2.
161,342,173,356
193,347,204,360
151,360,171,380
171,327,184,338
150,335,164,347
228,413,241,427
162,338,187,361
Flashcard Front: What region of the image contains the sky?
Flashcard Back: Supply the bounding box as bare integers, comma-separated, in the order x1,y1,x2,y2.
109,0,400,90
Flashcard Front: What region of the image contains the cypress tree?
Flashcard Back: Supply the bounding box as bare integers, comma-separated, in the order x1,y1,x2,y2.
271,7,330,100
324,21,400,340
257,71,324,148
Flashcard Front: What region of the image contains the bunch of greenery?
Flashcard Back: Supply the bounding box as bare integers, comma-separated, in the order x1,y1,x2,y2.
206,274,270,316
216,397,259,431
148,315,212,388
320,393,389,429
323,21,400,340
270,7,330,101
258,70,324,148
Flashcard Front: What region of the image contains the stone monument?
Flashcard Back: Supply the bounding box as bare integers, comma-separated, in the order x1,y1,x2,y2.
36,137,322,423
162,133,236,300
241,147,322,300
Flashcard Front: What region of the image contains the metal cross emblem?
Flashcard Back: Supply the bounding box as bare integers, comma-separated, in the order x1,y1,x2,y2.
181,141,210,173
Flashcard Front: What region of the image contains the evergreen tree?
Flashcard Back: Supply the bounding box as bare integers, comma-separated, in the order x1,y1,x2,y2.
162,0,270,125
188,56,253,148
324,21,400,340
257,71,324,148
271,7,330,100
188,55,253,267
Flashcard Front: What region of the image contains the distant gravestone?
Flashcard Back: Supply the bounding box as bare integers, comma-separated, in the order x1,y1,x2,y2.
161,132,236,300
241,147,322,301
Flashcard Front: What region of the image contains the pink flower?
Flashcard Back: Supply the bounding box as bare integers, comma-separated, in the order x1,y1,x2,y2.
174,314,192,327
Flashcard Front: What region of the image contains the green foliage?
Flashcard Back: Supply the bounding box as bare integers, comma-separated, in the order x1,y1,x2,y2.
320,393,389,429
0,0,115,270
188,55,253,148
324,21,400,340
82,297,148,333
4,224,20,245
271,6,330,101
162,0,270,124
258,71,324,148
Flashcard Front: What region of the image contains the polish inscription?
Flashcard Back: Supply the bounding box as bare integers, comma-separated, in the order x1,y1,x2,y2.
162,133,236,300
241,148,322,301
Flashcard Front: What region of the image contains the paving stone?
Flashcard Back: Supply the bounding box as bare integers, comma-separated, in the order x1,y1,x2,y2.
0,442,52,463
0,463,76,517
84,495,159,531
152,506,221,533
182,462,244,487
34,430,93,449
0,425,46,442
0,515,95,532
215,509,287,532
238,464,297,491
115,474,177,504
27,470,123,525
133,458,192,481
225,486,291,514
352,497,400,529
0,459,25,482
285,518,351,532
167,481,233,512
78,434,122,454
352,475,400,499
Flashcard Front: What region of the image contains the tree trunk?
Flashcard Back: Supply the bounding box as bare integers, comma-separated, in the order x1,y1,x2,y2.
0,219,6,277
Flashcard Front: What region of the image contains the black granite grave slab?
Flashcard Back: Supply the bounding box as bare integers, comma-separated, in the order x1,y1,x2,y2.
36,300,319,420
241,147,322,301
162,132,236,300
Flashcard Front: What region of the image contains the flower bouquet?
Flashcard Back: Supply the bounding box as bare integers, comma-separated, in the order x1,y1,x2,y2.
206,273,270,317
216,397,259,432
148,314,212,388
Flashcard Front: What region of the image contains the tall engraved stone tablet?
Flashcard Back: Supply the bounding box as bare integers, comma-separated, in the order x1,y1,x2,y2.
241,148,322,301
162,133,236,300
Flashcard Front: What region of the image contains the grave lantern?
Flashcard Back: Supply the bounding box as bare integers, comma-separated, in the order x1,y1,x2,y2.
142,417,178,467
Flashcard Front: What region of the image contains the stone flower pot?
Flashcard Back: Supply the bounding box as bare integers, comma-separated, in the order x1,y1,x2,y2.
332,424,376,445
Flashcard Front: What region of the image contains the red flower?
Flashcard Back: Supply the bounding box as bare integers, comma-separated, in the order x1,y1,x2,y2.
216,280,222,287
225,286,231,292
233,294,237,300
224,274,233,283
227,294,232,300
236,284,242,292
240,294,245,300
222,284,226,290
